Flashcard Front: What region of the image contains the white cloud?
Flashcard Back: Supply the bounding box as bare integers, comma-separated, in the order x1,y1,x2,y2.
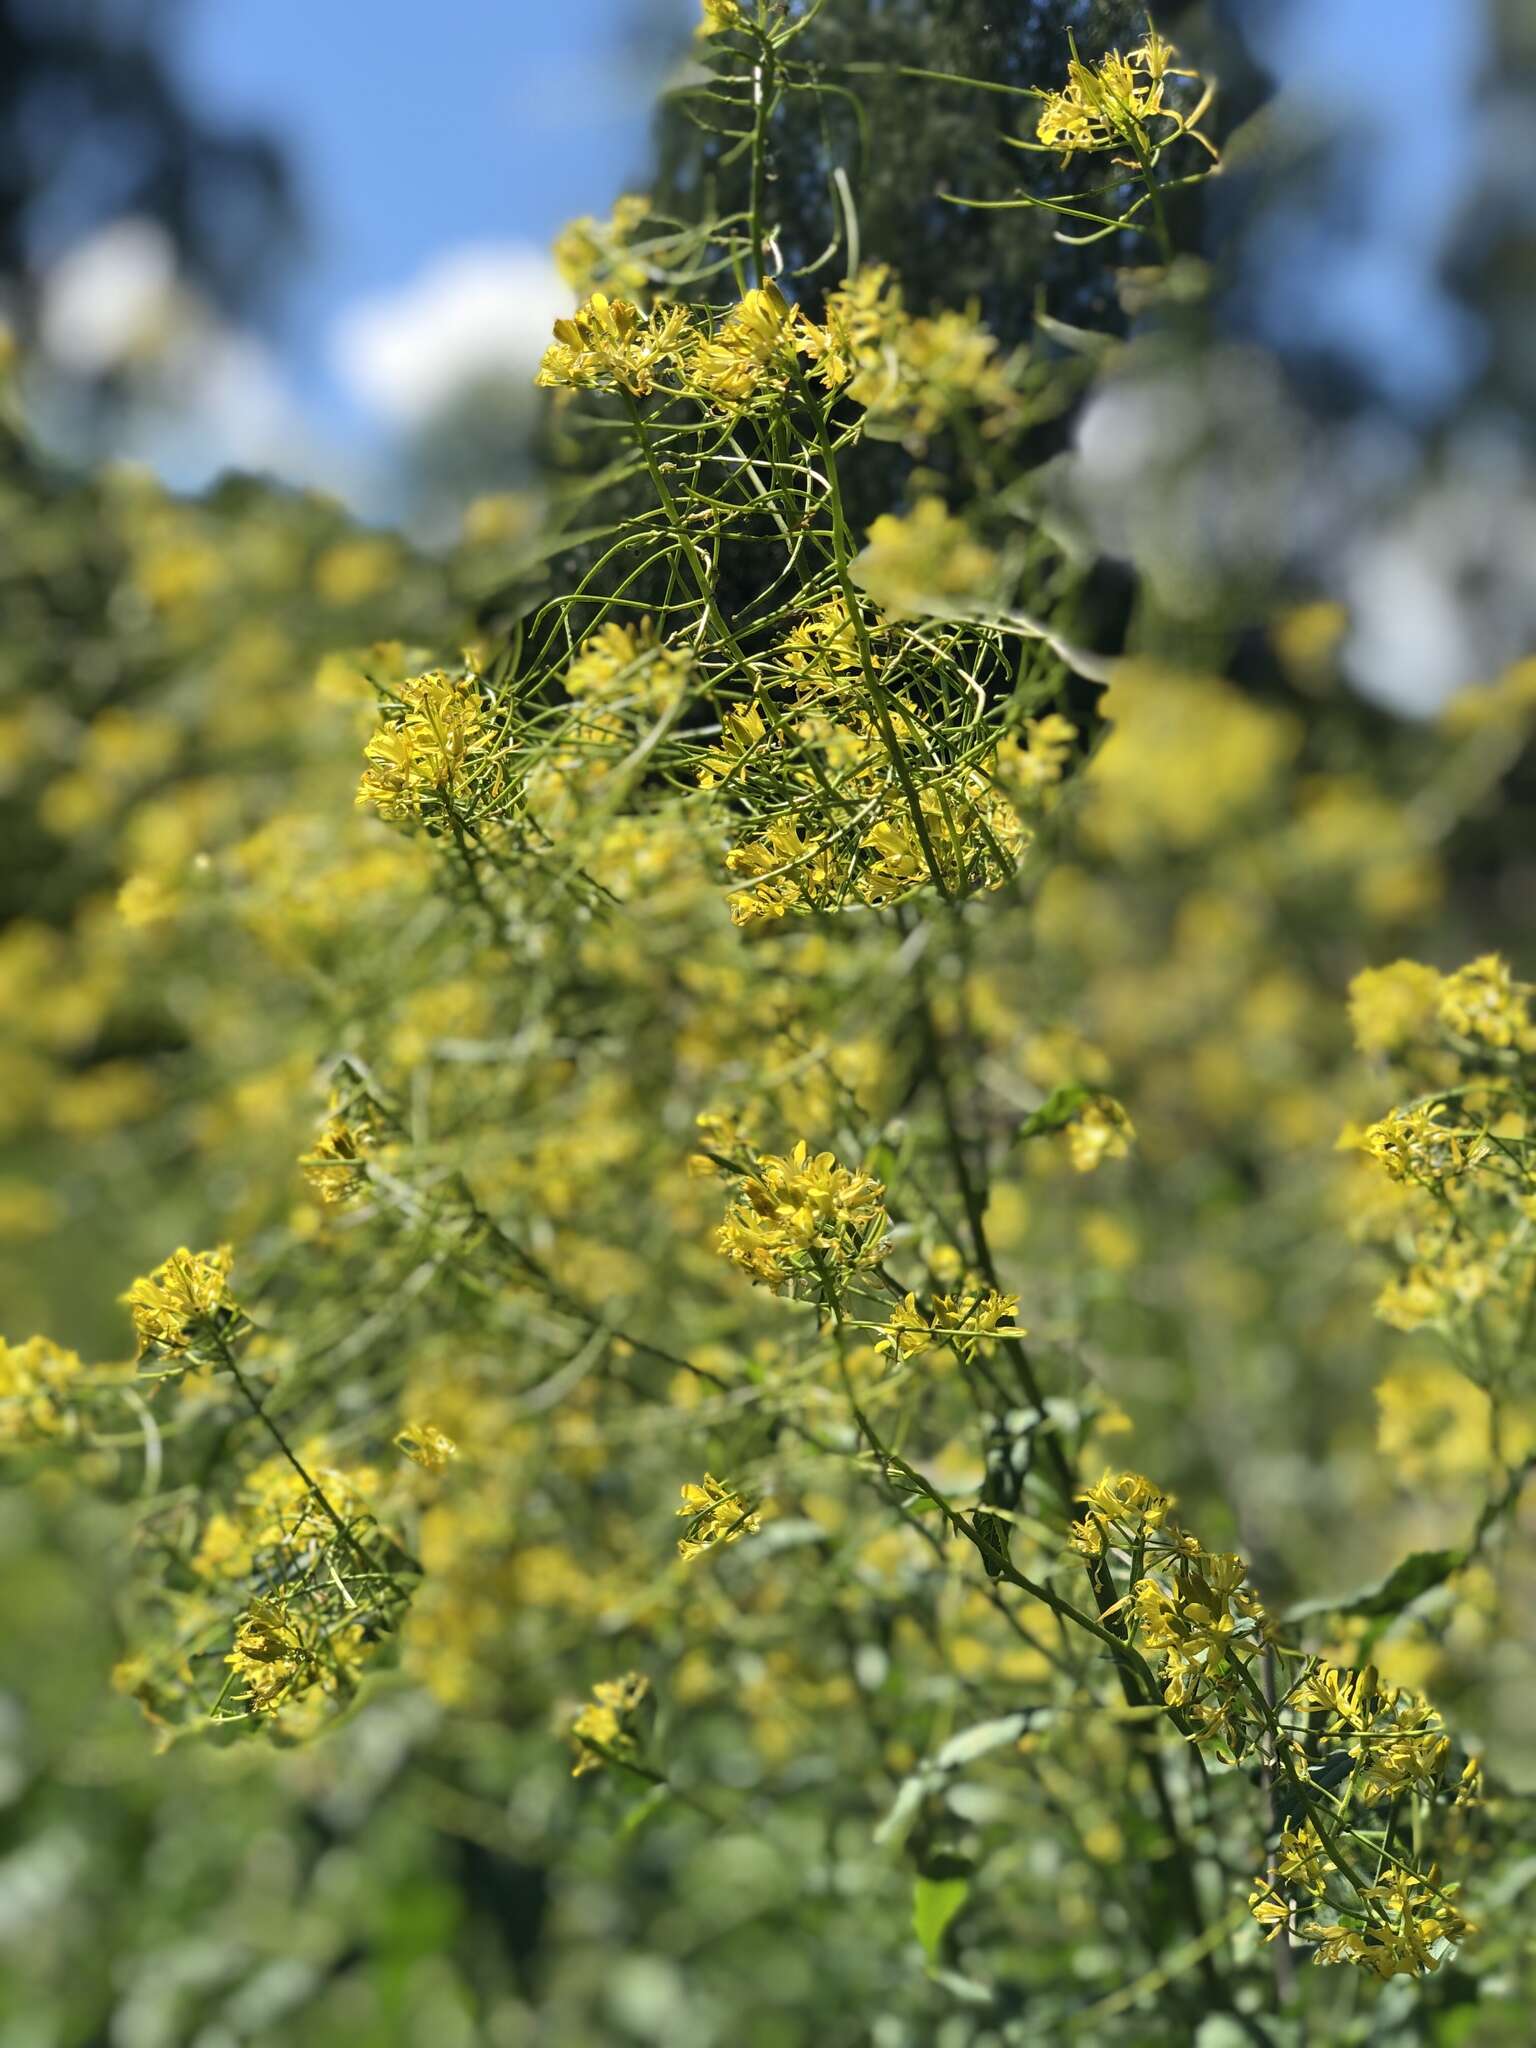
30,219,360,501
38,217,181,376
330,244,568,427
130,324,339,494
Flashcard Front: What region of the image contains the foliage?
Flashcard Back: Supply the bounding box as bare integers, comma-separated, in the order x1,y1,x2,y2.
2,7,1535,2045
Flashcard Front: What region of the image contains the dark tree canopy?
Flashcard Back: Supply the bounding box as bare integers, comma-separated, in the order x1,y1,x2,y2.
647,0,1180,329
0,0,297,327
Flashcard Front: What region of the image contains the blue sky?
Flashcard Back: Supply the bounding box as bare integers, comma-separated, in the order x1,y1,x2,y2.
69,0,1485,527
165,0,691,465
1239,0,1486,412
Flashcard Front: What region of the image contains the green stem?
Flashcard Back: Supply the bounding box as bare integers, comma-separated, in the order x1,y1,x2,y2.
793,369,953,899
747,33,777,287
214,1335,378,1572
623,392,753,681
1128,129,1174,263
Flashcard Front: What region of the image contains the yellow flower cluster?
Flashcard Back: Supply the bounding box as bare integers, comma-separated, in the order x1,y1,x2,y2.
877,1288,1020,1363
1358,1104,1488,1184
1247,1656,1473,1977
569,1670,651,1776
356,670,496,826
564,618,693,721
852,498,998,620
715,1139,890,1293
123,1244,239,1360
1347,959,1444,1057
1438,952,1536,1051
697,0,745,35
676,1474,762,1560
538,271,1020,442
1070,1472,1472,1978
774,593,871,694
535,293,693,398
110,1439,416,1738
192,1447,380,1583
1035,28,1211,163
690,283,803,406
1064,1094,1136,1173
706,613,1038,923
223,1596,357,1717
807,265,1018,447
301,1112,376,1207
0,1333,88,1442
1349,952,1535,1064
1082,664,1300,855
553,192,654,301
1001,712,1077,793
395,1418,458,1471
1345,953,1533,1342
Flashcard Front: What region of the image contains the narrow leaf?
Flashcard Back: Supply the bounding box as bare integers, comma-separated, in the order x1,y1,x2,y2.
913,1875,969,1964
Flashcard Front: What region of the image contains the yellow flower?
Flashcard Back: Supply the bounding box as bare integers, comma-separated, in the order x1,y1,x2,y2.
1248,1879,1292,1941
725,816,840,925
123,1245,239,1358
1076,1469,1174,1530
716,1139,889,1292
460,492,535,547
564,618,692,718
1359,1105,1487,1184
117,871,182,928
1035,26,1211,164
1375,1359,1495,1485
395,1418,459,1471
301,1114,375,1207
1066,1096,1135,1173
224,1598,316,1715
677,1474,762,1560
698,0,745,32
1273,1820,1332,1897
0,1333,88,1441
570,1671,651,1776
696,701,770,791
553,193,653,299
1288,1658,1379,1729
852,498,998,619
1437,953,1534,1052
687,282,800,407
1348,960,1444,1057
312,537,398,606
1002,713,1077,792
356,670,494,825
1083,664,1299,855
877,1288,1021,1362
775,593,872,693
536,293,690,396
802,267,1016,445
1300,1880,1473,1978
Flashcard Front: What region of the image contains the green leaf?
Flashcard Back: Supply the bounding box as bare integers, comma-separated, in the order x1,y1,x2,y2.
1285,1456,1535,1625
1285,1547,1460,1625
912,1875,970,1965
1348,1547,1465,1618
875,1712,1034,1849
933,1712,1031,1771
926,1965,995,2008
1015,1084,1093,1141
1032,308,1121,362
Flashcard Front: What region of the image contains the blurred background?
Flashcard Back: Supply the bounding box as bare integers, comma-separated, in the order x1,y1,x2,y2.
6,0,692,522
1,0,1531,709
